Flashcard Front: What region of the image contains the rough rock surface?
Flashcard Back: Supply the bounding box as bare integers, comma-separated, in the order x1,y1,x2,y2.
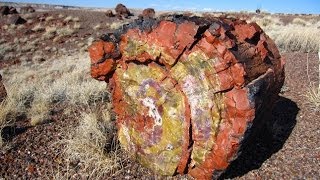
141,8,155,19
20,6,35,14
105,10,114,17
0,6,17,15
115,3,131,18
89,15,285,179
0,75,7,102
7,14,26,25
0,6,9,15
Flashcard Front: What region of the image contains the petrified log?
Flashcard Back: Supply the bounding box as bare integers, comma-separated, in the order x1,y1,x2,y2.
89,15,285,179
141,8,155,19
115,3,131,18
105,10,114,17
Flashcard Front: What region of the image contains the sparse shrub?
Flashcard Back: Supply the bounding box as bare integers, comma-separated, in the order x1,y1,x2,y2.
45,16,55,22
63,16,79,23
251,16,320,52
0,83,36,146
17,24,26,30
32,54,45,62
267,24,320,52
62,111,120,178
73,17,80,22
93,24,102,30
2,25,9,30
306,51,320,108
250,15,283,27
28,95,50,126
32,23,45,32
22,13,35,20
27,19,34,24
56,26,76,37
73,22,81,29
58,14,64,18
292,17,307,26
63,16,73,22
42,26,57,39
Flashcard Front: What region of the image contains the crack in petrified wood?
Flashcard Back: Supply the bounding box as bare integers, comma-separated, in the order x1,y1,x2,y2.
88,15,285,179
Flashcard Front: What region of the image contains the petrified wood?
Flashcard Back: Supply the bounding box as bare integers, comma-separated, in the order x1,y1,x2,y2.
89,15,285,179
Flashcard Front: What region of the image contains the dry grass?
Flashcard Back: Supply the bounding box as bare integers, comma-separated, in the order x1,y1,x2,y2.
251,16,320,52
106,22,128,30
306,51,320,109
45,16,55,22
42,26,57,40
59,110,121,178
0,50,119,177
0,53,108,140
32,23,45,32
93,24,102,30
63,16,80,23
56,26,76,37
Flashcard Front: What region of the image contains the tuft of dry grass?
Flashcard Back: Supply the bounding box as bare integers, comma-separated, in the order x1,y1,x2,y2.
59,110,121,179
306,51,320,109
63,16,80,23
32,23,45,32
73,22,81,30
45,16,55,22
292,17,307,26
106,22,128,30
0,84,35,146
56,26,76,37
58,14,64,18
93,24,102,30
42,26,57,40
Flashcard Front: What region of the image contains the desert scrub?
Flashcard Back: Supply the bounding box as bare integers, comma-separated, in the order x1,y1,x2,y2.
250,15,283,28
0,84,35,146
60,111,121,179
251,16,320,52
32,23,45,32
56,26,76,37
292,17,308,26
45,16,55,22
107,22,128,30
42,26,57,40
93,24,102,30
0,53,107,128
306,50,320,109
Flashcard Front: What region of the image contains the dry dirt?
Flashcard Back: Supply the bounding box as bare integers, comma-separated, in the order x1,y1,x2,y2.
0,5,319,180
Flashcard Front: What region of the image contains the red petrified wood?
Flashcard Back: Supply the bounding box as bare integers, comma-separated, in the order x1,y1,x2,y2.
89,15,285,179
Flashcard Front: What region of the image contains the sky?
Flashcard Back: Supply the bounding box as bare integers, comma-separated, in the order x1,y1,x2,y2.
5,0,320,14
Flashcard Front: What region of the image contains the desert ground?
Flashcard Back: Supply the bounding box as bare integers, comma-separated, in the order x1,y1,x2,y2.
0,2,319,179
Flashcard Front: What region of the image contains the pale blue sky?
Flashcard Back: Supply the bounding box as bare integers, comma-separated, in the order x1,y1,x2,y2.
6,0,320,14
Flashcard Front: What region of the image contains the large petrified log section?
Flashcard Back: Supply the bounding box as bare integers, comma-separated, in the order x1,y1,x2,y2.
89,15,285,179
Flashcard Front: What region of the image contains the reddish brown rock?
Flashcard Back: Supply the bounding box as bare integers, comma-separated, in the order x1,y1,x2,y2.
115,3,131,19
141,8,155,19
20,6,35,14
105,10,114,17
89,15,285,179
0,75,7,103
7,14,26,25
0,6,9,15
0,6,18,15
9,7,18,14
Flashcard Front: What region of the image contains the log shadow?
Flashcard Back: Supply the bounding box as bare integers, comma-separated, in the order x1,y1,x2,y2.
1,125,31,142
220,96,299,179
